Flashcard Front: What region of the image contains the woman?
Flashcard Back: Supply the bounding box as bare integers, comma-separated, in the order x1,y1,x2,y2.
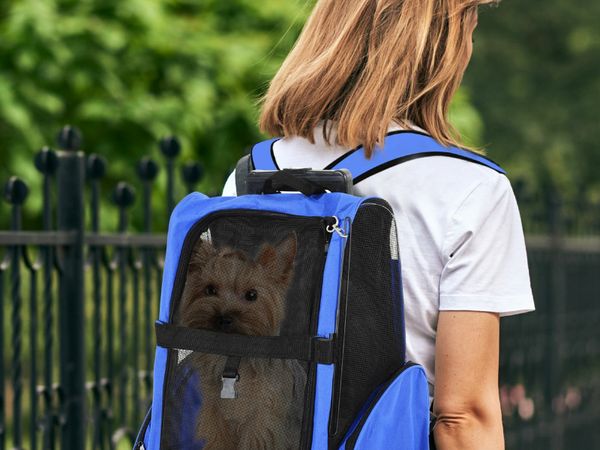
224,1,535,448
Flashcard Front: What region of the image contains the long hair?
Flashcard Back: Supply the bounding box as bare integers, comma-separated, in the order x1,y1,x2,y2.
260,0,499,157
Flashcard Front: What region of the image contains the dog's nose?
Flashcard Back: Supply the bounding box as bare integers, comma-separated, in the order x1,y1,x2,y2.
218,315,234,330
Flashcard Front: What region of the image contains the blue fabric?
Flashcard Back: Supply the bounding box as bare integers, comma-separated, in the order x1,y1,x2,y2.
311,364,335,450
250,132,505,177
148,346,168,449
173,356,204,449
149,191,367,449
344,365,430,450
330,132,506,178
317,231,346,338
251,138,280,170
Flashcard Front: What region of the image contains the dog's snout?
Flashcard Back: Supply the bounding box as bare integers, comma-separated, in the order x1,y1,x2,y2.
218,315,234,330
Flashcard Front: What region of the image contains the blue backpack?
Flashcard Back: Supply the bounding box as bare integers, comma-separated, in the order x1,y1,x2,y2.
135,131,505,450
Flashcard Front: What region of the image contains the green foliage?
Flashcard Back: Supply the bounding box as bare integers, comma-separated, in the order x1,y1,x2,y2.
465,1,600,200
3,0,592,231
0,0,311,229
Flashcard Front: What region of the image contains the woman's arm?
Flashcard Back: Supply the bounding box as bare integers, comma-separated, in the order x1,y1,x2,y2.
433,311,504,450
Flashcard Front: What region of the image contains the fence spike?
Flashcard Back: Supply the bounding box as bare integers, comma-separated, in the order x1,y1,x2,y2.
3,177,29,205
159,136,181,158
112,182,136,209
34,147,59,175
137,158,159,182
182,161,204,193
87,154,107,180
56,125,82,152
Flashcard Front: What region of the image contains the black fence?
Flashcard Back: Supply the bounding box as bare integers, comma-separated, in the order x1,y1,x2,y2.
0,126,599,450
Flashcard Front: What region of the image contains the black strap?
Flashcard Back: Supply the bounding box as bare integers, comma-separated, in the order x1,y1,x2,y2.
262,170,327,196
155,323,335,364
223,356,241,379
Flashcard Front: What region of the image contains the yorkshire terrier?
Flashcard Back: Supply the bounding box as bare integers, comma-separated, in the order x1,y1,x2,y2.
175,233,306,450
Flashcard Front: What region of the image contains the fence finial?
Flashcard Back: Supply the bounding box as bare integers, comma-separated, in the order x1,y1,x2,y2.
159,136,181,158
56,125,82,152
182,162,204,192
3,176,29,205
137,157,160,181
87,154,107,180
34,147,59,175
112,182,136,208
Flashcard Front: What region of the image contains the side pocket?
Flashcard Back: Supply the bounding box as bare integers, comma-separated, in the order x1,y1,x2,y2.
341,364,430,450
134,405,152,450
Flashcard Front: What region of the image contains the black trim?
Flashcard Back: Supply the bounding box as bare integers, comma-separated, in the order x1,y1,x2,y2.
345,362,418,449
353,151,505,184
134,405,152,449
323,130,431,170
156,323,336,363
270,139,282,170
222,356,241,379
323,130,504,180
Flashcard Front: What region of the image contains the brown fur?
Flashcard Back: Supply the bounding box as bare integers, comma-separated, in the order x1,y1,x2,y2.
176,234,306,449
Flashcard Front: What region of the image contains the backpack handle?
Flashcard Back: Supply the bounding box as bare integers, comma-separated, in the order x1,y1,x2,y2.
243,168,352,195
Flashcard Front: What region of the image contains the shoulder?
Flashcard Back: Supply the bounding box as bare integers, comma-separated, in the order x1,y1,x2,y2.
357,154,514,220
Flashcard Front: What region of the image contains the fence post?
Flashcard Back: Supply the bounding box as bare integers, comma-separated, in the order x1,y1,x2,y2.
56,126,86,450
159,136,181,218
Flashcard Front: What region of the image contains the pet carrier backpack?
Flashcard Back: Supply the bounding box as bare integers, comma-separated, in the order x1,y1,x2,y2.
135,131,506,450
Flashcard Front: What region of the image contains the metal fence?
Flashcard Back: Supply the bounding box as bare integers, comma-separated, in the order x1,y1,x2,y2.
0,126,599,450
501,193,600,449
0,126,204,450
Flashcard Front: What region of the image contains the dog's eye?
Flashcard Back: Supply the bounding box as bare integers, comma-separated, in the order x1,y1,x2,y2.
204,284,218,296
244,289,258,302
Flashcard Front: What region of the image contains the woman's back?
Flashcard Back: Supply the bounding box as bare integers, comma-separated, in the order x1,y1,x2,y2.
224,125,534,397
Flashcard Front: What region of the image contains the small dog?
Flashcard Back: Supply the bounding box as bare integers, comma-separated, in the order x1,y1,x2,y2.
175,233,306,450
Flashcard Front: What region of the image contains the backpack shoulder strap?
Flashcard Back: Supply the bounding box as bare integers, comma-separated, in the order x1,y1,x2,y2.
250,132,506,184
325,131,506,184
250,138,280,171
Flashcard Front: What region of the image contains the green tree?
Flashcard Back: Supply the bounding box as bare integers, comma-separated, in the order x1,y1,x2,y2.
0,0,489,230
0,0,312,229
465,1,600,202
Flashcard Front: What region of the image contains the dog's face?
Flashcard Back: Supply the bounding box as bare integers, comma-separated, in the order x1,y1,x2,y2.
177,234,297,336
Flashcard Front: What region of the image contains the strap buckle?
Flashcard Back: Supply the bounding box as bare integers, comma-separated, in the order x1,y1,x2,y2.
220,375,240,399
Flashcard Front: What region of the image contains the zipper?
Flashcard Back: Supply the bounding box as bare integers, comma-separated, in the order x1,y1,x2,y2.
302,216,349,449
160,209,336,448
344,362,418,449
327,217,352,441
299,222,334,450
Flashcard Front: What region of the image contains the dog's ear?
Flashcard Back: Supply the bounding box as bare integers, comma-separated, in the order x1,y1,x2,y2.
257,233,297,282
189,238,215,270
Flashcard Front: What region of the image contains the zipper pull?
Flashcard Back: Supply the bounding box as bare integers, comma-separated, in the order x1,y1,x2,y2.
325,216,348,239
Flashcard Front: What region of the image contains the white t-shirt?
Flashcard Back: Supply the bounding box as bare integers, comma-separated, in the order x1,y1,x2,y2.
223,126,535,394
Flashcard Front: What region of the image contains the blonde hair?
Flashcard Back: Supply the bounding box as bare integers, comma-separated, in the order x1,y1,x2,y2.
260,0,499,157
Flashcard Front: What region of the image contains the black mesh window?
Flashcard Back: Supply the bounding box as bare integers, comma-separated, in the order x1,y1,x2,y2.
329,199,406,447
160,212,328,450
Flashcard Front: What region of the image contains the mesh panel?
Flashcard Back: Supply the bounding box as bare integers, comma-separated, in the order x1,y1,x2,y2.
161,213,327,450
329,200,405,446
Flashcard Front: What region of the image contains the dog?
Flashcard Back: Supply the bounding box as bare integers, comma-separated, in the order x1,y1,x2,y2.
175,233,306,450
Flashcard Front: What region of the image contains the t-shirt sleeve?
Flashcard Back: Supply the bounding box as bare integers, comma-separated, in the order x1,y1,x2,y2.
439,174,535,317
222,171,237,196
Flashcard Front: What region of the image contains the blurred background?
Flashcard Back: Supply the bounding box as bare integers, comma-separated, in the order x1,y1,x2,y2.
0,0,598,449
